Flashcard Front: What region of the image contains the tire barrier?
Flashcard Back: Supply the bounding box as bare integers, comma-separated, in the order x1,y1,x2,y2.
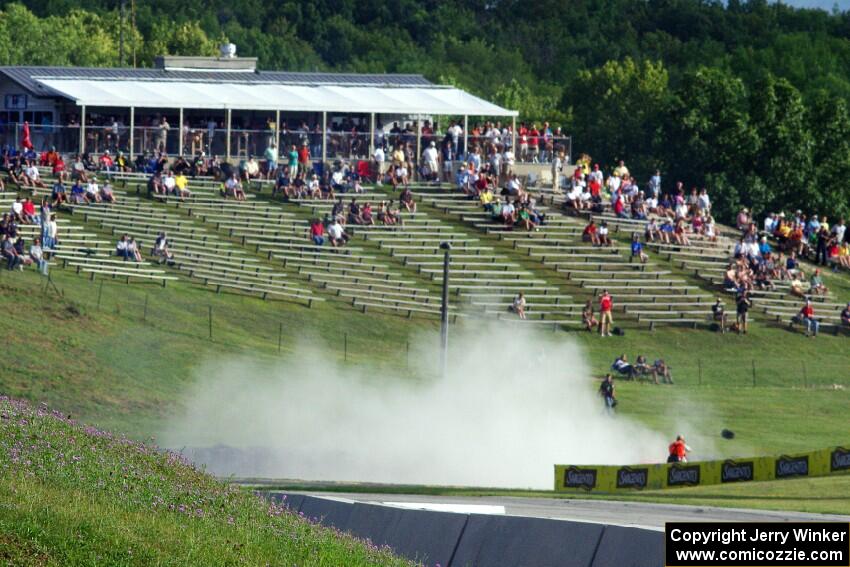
554,445,850,493
266,492,664,567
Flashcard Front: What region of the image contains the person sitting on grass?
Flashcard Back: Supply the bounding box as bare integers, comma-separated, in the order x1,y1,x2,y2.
510,292,527,319
653,359,674,384
599,374,617,413
308,218,325,246
631,233,648,264
634,355,653,381
612,354,637,380
582,299,598,332
809,269,828,296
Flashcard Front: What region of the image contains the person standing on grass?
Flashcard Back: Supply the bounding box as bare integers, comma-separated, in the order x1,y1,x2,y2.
667,435,690,463
735,290,751,335
599,374,617,413
599,290,613,337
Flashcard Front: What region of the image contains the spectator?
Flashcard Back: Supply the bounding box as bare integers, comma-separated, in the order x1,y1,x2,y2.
51,179,67,206
224,173,246,201
809,268,828,296
667,435,690,463
43,214,58,253
128,237,142,262
582,299,598,332
582,218,599,246
173,172,191,199
2,233,21,270
116,234,131,259
327,218,348,248
10,198,24,223
634,355,653,381
29,237,47,275
735,290,752,335
712,298,727,333
653,359,674,384
308,218,325,246
20,198,36,224
612,354,637,380
100,182,116,204
400,187,416,213
152,232,174,263
422,141,439,183
511,292,527,319
631,234,647,264
797,299,819,337
598,221,612,246
599,290,614,337
99,150,116,175
599,374,617,412
297,142,311,177
841,302,850,329
85,177,102,203
264,144,278,180
373,144,386,184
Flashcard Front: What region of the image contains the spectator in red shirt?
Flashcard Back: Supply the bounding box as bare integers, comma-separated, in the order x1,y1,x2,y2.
528,125,540,163
798,299,819,337
582,218,600,246
667,435,690,463
308,218,325,246
297,143,311,177
599,290,614,337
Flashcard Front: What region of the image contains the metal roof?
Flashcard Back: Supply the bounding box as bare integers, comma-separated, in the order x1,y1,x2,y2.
33,78,518,116
0,66,434,96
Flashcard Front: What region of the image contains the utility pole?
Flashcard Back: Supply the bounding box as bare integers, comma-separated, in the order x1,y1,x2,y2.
439,242,452,377
119,0,126,66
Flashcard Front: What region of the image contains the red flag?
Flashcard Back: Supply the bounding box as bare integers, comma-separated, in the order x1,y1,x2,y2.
21,121,33,150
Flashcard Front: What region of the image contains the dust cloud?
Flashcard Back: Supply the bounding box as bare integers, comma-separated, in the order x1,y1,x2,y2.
160,325,672,489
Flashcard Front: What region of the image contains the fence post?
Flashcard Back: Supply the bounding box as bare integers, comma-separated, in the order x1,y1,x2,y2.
278,322,283,354
143,293,148,322
96,280,104,310
208,305,213,340
344,333,348,362
697,359,702,386
751,359,756,387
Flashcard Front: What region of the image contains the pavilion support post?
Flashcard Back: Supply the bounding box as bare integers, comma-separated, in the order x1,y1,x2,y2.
416,118,422,182
321,111,327,168
463,115,468,159
80,105,86,155
369,112,375,157
275,109,281,151
225,108,232,162
129,106,135,160
178,107,184,156
511,115,517,158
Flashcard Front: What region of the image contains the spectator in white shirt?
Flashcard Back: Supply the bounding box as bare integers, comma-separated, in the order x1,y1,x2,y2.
85,178,102,203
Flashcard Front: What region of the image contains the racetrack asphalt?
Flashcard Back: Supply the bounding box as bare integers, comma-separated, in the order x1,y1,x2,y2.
271,491,850,531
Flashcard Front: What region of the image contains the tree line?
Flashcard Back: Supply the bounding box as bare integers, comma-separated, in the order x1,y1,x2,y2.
2,0,850,221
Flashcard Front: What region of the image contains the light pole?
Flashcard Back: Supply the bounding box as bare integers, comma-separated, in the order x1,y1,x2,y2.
439,241,452,377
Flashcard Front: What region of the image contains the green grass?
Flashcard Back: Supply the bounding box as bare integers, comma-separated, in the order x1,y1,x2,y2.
0,396,412,566
260,474,850,516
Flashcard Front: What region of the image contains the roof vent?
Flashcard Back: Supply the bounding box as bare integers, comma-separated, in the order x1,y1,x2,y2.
220,43,237,59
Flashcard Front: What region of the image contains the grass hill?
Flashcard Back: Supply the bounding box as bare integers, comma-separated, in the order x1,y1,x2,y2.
0,175,849,512
0,395,412,566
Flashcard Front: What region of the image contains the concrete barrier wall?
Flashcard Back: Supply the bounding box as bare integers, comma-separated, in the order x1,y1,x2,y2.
269,492,663,567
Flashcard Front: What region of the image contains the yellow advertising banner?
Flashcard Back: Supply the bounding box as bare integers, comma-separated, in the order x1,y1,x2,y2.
554,445,850,492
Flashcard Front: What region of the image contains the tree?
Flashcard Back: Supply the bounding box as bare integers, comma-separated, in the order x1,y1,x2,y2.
749,75,814,216
808,90,850,219
663,67,760,221
566,57,669,179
